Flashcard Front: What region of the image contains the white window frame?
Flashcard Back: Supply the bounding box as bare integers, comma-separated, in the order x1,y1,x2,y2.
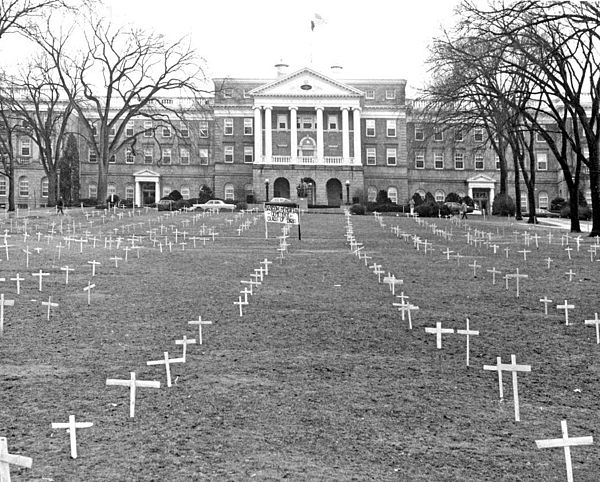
180,122,189,138
435,190,445,202
125,148,134,164
181,187,190,200
434,152,444,169
244,118,253,135
434,128,443,142
415,151,425,169
107,183,117,196
143,147,153,164
144,121,153,137
18,177,29,197
41,178,48,198
244,146,253,163
366,147,376,165
386,148,397,166
162,148,172,164
365,90,375,100
328,115,338,131
224,183,235,200
386,120,396,137
224,118,234,136
385,89,396,100
20,138,31,157
162,125,171,138
366,119,376,137
387,187,398,204
495,155,501,170
474,128,484,142
126,121,134,137
125,185,134,200
538,191,549,209
455,128,463,142
88,183,97,199
180,147,190,165
89,150,97,163
108,154,116,164
199,120,209,138
414,128,424,141
199,148,209,165
224,145,234,163
0,178,6,196
277,114,288,130
454,152,464,170
474,153,485,170
367,186,377,202
536,151,548,171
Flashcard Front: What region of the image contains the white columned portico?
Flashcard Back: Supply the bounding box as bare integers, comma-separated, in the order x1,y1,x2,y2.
353,108,361,165
341,107,350,160
289,106,298,160
135,183,141,207
253,106,263,163
133,169,161,208
316,107,324,160
264,106,272,160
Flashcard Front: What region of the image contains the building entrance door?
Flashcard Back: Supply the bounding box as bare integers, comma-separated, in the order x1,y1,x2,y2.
472,188,489,214
326,179,343,207
141,182,156,205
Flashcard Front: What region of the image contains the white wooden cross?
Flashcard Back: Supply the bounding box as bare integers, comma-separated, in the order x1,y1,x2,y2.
507,268,528,298
51,414,93,459
31,270,49,292
557,300,575,326
483,354,531,421
456,317,479,366
453,252,464,265
547,257,553,269
41,296,59,321
469,260,481,278
518,249,531,261
540,296,553,316
565,269,576,282
0,294,14,335
565,246,573,260
383,273,403,296
147,351,183,387
535,420,593,482
0,436,32,481
110,256,122,268
22,247,31,268
442,248,454,260
83,282,96,306
425,322,454,349
60,266,73,285
234,296,247,317
87,260,101,277
240,287,252,304
487,267,501,285
187,316,212,345
584,313,600,344
9,274,23,295
175,335,197,362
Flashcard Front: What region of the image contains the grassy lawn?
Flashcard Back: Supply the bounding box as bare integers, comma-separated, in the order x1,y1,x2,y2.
1,208,599,480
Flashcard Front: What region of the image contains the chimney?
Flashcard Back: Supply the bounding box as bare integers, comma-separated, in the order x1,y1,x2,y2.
275,60,289,78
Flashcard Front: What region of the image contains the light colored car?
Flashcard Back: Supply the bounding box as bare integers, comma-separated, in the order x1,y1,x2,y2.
269,197,293,204
193,199,236,212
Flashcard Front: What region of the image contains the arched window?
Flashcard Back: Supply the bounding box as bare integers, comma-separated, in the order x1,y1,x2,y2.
224,183,235,200
107,183,117,196
125,184,134,200
41,177,49,198
457,191,466,198
367,185,377,202
538,191,549,210
18,176,29,197
0,177,7,196
387,187,398,204
181,187,190,199
162,186,171,197
88,182,97,199
435,190,445,202
416,189,426,199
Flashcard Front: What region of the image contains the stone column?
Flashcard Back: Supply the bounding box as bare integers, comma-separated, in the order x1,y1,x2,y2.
352,108,361,165
468,186,473,198
342,107,350,161
316,107,324,161
264,106,272,161
490,186,495,206
253,106,262,163
135,181,141,207
289,106,298,162
155,181,160,202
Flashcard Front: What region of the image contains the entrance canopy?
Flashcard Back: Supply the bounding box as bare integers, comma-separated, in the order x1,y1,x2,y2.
133,169,161,207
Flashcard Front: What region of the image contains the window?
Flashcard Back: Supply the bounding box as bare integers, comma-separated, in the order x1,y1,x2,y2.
91,125,97,136
109,154,116,164
144,146,153,164
125,185,134,201
109,125,116,137
125,148,134,164
454,152,464,170
386,148,397,166
365,90,375,99
199,148,208,165
0,178,6,196
300,116,313,129
434,152,444,169
199,120,208,138
520,193,528,211
367,186,377,202
538,191,549,209
386,120,396,137
18,176,29,197
224,145,234,163
20,138,31,157
385,89,396,100
224,183,235,200
126,121,134,137
107,184,117,196
495,155,501,170
244,146,253,163
41,178,48,198
89,150,97,163
224,118,233,135
162,148,171,164
223,88,233,98
328,115,338,130
180,147,190,165
434,128,443,141
415,150,425,169
536,130,545,143
277,114,288,130
474,153,484,170
435,190,445,202
474,128,484,142
144,121,153,137
162,125,171,138
455,128,463,142
387,187,398,204
162,186,171,197
179,187,189,199
244,118,253,135
414,128,424,141
180,122,189,138
366,147,376,165
416,189,426,199
366,119,376,137
537,151,548,171
88,183,97,199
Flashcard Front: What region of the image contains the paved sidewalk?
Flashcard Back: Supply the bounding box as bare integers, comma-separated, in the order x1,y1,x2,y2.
535,217,592,232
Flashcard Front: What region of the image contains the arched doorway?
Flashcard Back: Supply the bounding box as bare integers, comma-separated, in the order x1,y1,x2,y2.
298,177,317,206
273,177,290,199
326,178,343,207
298,136,316,158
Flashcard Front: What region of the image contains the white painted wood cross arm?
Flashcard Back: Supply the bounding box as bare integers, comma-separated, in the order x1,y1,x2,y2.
0,436,32,482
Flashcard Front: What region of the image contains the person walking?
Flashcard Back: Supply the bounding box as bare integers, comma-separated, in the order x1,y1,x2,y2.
56,196,65,215
460,201,468,219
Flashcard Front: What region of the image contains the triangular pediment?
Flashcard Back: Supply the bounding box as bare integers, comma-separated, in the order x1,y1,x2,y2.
133,169,160,177
248,68,363,98
467,174,496,184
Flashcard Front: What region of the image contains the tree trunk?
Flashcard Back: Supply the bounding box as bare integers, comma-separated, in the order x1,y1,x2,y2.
96,162,108,204
47,169,58,206
7,162,14,212
513,155,523,221
588,166,600,237
568,185,581,233
527,188,536,224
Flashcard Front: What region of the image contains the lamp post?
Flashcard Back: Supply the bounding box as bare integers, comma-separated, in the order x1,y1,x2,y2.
345,180,350,205
265,179,270,202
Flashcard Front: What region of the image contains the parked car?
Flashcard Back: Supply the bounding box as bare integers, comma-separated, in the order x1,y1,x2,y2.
157,199,174,211
192,199,236,212
269,197,293,204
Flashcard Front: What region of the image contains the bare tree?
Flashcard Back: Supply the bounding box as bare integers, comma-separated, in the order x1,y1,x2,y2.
0,96,21,210
35,15,211,202
0,0,70,39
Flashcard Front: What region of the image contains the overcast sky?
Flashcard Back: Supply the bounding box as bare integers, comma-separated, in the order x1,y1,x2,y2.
106,0,460,95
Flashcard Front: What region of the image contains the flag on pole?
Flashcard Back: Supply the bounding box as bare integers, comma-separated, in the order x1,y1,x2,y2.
311,13,326,31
